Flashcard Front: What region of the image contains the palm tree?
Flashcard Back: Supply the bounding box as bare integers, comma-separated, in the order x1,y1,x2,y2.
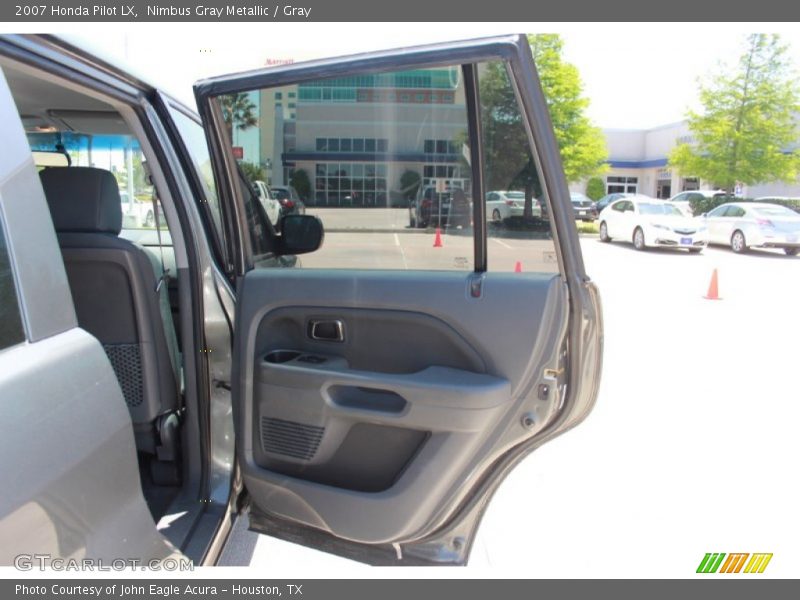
220,92,258,136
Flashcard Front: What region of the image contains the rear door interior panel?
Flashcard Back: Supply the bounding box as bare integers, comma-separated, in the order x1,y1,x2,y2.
194,34,603,563
235,270,567,544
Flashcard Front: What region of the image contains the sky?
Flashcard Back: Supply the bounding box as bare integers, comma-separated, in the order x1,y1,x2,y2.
8,22,800,129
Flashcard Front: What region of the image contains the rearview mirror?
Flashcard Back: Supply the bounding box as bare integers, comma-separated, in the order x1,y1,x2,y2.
277,214,324,255
32,151,70,167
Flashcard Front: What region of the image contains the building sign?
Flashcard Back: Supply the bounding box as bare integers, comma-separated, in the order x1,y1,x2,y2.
265,58,295,66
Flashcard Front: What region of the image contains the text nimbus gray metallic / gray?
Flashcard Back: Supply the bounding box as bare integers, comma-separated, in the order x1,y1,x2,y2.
145,4,311,18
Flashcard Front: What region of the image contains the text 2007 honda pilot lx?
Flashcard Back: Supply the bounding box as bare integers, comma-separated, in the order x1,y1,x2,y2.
0,34,602,566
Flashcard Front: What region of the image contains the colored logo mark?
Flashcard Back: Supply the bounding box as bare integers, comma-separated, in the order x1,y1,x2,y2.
696,553,773,574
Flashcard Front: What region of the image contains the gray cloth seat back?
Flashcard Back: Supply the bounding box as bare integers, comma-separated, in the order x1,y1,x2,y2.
39,166,179,453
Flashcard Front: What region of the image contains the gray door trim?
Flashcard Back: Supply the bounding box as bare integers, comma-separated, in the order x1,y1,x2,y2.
0,67,76,342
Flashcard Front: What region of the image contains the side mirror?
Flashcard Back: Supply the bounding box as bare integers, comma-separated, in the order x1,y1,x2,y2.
700,212,708,218
277,214,324,255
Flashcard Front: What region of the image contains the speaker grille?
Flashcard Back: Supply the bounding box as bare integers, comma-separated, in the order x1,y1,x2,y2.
104,343,143,408
261,417,324,460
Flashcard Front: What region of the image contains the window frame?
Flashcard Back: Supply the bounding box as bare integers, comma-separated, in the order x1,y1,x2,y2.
194,36,578,279
162,99,232,274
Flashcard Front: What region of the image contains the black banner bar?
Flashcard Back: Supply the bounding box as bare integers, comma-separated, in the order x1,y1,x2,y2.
3,580,800,600
2,0,800,22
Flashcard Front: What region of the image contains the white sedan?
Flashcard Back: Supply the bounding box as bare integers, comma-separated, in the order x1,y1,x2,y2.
486,190,541,222
701,202,800,255
598,196,708,253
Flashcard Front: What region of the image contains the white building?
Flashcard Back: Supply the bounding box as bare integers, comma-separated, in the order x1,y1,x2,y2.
583,120,800,199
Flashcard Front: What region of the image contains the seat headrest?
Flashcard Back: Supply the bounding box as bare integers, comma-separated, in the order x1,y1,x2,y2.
39,167,123,235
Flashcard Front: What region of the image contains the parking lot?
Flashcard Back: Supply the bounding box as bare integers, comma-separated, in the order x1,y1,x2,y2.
302,208,560,272
227,212,800,576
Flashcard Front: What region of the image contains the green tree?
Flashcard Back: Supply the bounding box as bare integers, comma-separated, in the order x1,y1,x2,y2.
481,34,608,218
585,176,606,201
220,92,259,136
399,170,421,200
669,34,800,193
290,169,312,202
239,161,266,184
530,35,608,184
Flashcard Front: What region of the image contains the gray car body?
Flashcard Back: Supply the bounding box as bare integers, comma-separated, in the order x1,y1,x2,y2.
0,71,180,566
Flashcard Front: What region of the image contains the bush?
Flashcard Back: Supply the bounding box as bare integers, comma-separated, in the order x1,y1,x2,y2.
290,169,312,203
689,195,735,215
585,177,605,201
576,221,599,234
399,170,421,201
239,161,266,184
689,195,800,215
755,197,800,214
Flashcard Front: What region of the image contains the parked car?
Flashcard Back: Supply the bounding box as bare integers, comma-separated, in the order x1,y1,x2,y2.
271,185,306,215
598,195,708,252
409,185,471,228
701,202,800,255
571,192,595,222
668,189,728,217
253,180,282,226
120,191,155,228
485,190,540,222
0,33,601,568
593,192,631,215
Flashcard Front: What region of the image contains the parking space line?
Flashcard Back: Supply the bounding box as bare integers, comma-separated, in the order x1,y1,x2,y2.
394,233,409,270
492,238,513,249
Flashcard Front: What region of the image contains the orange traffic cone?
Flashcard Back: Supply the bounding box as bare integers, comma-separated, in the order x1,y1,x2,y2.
514,261,522,273
704,268,721,300
433,228,443,248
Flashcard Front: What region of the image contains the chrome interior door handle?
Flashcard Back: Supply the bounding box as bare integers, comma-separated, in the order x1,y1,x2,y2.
308,319,345,342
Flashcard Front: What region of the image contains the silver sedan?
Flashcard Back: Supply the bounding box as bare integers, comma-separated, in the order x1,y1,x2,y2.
701,202,800,255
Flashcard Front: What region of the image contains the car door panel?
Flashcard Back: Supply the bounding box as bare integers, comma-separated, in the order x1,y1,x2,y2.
606,208,620,238
609,205,628,240
196,35,601,564
235,269,566,544
720,213,736,243
704,213,718,243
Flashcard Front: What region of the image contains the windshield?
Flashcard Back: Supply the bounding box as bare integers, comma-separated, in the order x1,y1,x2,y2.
754,206,797,218
639,203,682,216
571,194,591,206
505,191,525,199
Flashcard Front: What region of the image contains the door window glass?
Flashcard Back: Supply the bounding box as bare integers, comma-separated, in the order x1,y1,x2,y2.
211,61,559,274
214,65,474,271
